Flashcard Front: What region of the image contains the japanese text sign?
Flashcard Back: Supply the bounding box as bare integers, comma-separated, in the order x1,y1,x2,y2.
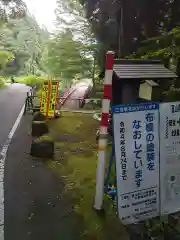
112,103,160,224
48,81,59,117
40,81,49,116
40,80,59,118
160,102,180,215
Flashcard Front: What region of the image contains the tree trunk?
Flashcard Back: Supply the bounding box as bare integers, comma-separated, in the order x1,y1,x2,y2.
92,54,96,86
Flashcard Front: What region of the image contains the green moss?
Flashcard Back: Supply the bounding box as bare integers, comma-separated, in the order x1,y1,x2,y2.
46,113,129,240
35,135,52,143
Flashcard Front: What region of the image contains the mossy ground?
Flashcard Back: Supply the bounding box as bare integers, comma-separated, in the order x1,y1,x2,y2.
46,112,129,239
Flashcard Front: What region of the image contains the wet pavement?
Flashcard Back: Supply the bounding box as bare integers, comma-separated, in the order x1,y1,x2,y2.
4,115,79,240
2,82,91,239
0,83,28,150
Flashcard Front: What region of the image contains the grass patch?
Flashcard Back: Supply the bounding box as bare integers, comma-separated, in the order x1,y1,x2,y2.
83,102,101,110
46,112,129,239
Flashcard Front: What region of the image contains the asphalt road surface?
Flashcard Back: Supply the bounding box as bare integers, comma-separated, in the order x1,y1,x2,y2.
4,115,79,240
0,83,28,151
3,84,80,240
2,82,91,239
0,83,28,239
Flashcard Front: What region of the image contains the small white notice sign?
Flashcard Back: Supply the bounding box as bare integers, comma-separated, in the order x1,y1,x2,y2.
112,103,160,224
160,102,180,215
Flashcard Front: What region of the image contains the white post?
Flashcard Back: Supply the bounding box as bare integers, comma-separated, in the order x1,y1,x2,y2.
94,51,115,210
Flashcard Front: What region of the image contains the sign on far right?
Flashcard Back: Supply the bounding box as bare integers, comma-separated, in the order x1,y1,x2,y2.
160,102,180,215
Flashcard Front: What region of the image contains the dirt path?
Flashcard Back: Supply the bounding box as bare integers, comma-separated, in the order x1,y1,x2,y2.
4,115,81,240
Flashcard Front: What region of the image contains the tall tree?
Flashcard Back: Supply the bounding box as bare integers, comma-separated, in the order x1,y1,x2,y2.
55,0,93,42
80,0,180,70
52,0,97,84
0,14,49,76
0,0,26,21
132,26,180,75
43,30,92,85
0,0,27,74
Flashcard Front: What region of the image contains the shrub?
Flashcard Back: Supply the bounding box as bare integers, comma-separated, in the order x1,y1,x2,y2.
16,75,46,89
0,76,5,88
163,86,180,101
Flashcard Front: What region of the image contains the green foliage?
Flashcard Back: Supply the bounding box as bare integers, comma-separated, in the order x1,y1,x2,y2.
165,91,180,102
43,30,92,84
0,76,5,88
163,86,180,102
0,50,14,70
16,75,46,88
131,27,180,74
127,27,180,98
56,0,94,42
52,0,98,85
0,0,26,21
0,14,49,76
80,0,180,70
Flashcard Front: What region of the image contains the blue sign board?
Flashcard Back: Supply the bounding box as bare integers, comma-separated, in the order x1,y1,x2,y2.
113,103,160,224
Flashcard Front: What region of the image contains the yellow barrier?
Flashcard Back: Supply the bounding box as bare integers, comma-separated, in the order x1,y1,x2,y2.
40,80,59,119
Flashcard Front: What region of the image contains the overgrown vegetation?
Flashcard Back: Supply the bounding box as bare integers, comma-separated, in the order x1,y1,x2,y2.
46,112,128,240
16,75,45,88
0,76,5,88
0,0,179,91
43,31,92,82
0,0,26,21
0,0,96,88
77,0,180,99
44,0,98,85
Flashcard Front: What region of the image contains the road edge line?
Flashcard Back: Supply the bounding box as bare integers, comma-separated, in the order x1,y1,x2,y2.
0,104,25,240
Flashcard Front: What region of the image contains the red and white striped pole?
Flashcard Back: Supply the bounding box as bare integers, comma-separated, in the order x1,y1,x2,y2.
94,51,115,210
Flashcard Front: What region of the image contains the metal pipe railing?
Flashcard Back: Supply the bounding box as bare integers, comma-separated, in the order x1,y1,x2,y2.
24,85,99,114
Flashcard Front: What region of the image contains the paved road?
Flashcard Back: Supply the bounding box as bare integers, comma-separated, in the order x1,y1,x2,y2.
0,83,28,238
3,84,81,240
0,83,29,150
2,82,91,239
4,114,79,240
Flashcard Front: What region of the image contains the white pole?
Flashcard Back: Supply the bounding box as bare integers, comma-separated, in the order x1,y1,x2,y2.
94,51,115,210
